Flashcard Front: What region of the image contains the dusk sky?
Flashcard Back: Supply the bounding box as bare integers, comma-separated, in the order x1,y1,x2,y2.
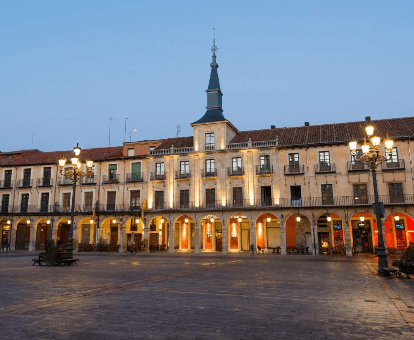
1,1,413,152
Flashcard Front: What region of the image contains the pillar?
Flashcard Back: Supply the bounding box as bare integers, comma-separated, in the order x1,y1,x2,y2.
250,220,256,254
222,219,228,254
310,222,318,255
280,220,287,255
28,223,35,252
119,222,125,252
10,223,16,251
144,221,150,253
168,219,174,253
344,217,352,257
194,219,200,254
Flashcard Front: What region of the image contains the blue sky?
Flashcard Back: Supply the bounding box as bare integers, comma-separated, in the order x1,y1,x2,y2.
1,0,413,152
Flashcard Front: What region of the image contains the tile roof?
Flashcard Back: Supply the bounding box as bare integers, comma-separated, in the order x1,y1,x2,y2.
230,117,414,146
154,137,194,150
0,146,123,167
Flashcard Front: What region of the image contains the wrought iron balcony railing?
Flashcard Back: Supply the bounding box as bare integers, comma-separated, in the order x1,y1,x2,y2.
256,165,273,175
150,172,166,181
201,169,217,178
175,170,191,179
16,179,32,188
102,173,120,184
228,167,245,177
59,177,73,186
347,161,369,172
382,159,405,171
284,164,305,175
0,180,13,189
315,163,336,174
36,178,53,187
81,176,96,185
126,172,144,182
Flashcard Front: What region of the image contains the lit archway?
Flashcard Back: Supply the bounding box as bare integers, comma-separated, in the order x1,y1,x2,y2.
349,212,377,253
0,218,11,248
384,212,414,250
34,218,52,250
199,215,221,252
226,214,251,253
173,215,194,251
148,216,169,251
14,218,31,250
255,213,279,252
285,213,311,253
316,213,344,254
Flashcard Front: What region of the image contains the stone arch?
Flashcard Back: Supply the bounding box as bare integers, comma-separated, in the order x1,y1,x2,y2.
199,214,222,252
99,216,119,247
255,213,279,251
384,212,414,250
226,214,251,253
0,218,11,248
284,213,312,253
173,215,195,251
349,212,377,253
147,215,169,251
33,218,52,250
13,218,31,250
77,217,95,249
315,212,345,253
55,217,72,250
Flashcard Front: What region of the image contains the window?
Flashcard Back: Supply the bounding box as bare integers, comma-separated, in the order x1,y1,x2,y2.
23,168,31,187
40,193,49,212
290,186,302,205
4,170,12,188
84,192,93,211
130,190,140,209
319,151,330,164
130,162,142,181
288,153,300,172
233,187,243,207
108,164,117,181
260,155,270,170
127,148,134,157
353,184,368,204
180,161,189,175
20,194,29,213
389,183,404,203
205,159,215,176
42,167,52,186
206,188,215,207
232,157,242,173
155,191,164,209
350,150,365,170
205,133,214,146
62,192,71,211
321,184,334,205
1,194,10,213
386,147,398,162
261,186,272,206
107,192,116,211
156,163,165,176
180,190,189,208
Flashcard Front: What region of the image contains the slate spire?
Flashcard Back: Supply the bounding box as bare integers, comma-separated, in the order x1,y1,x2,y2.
192,30,226,125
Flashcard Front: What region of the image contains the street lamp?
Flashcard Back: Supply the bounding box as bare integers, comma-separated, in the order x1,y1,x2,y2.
58,143,93,255
349,125,394,275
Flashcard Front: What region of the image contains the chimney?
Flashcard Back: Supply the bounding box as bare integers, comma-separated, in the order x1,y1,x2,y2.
365,116,371,122
270,125,275,129
304,122,310,127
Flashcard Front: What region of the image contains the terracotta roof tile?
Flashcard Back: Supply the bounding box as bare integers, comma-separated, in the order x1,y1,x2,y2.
154,137,194,150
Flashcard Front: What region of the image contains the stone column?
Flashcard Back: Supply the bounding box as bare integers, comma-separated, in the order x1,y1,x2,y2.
144,221,150,253
250,220,256,254
343,217,352,257
10,223,16,251
280,220,287,255
310,222,318,255
222,219,228,254
168,219,174,253
119,222,126,252
194,219,200,254
28,222,35,252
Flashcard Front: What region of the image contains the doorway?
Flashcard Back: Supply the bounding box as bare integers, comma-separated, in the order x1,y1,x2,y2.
110,226,118,245
241,229,250,251
352,220,373,253
318,232,330,254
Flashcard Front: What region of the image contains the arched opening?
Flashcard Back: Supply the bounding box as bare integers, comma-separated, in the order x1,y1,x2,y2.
255,213,279,252
100,217,120,251
77,217,95,251
384,212,414,250
148,216,169,251
35,218,52,250
285,213,311,254
174,215,194,251
349,212,377,253
124,216,144,252
200,215,222,252
316,213,343,254
15,218,31,250
0,218,11,248
227,215,250,253
56,218,71,250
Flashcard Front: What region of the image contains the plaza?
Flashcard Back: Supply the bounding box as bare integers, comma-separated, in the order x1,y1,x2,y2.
0,253,414,339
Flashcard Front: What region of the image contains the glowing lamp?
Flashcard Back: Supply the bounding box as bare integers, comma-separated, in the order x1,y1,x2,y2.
361,143,370,154
86,159,94,168
365,125,374,137
7,220,11,225
46,220,51,224
71,156,79,165
184,218,189,223
394,215,400,221
68,220,71,224
349,141,357,152
296,216,301,222
135,218,140,224
371,136,381,147
58,156,67,168
384,137,393,151
112,219,117,224
160,218,164,223
90,219,94,224
238,217,242,222
26,220,30,225
360,216,365,222
327,216,332,222
210,218,214,223
267,217,271,223
73,144,81,156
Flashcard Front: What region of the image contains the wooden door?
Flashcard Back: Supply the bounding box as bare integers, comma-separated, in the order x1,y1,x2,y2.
241,229,250,251
82,224,91,244
110,226,118,245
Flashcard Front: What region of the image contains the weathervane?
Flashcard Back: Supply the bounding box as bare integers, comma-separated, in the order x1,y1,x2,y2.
211,28,218,55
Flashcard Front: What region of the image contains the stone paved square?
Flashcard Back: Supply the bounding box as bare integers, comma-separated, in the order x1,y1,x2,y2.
1,253,414,339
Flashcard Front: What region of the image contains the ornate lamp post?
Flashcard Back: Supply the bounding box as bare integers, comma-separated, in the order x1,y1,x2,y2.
58,144,93,255
349,125,394,275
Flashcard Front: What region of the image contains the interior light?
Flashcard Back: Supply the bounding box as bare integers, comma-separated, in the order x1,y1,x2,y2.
46,220,51,224
296,216,301,222
90,219,94,224
394,215,400,221
267,217,271,223
360,216,365,221
7,220,11,225
184,218,189,223
160,218,164,223
327,216,332,222
26,220,30,225
365,125,374,137
135,218,140,224
68,220,71,224
210,218,214,223
238,217,242,222
112,219,117,224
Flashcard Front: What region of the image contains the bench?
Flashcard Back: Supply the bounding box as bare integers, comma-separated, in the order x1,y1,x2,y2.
57,252,79,266
32,253,45,266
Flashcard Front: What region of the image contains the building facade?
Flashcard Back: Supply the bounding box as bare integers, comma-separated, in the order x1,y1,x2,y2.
1,48,414,256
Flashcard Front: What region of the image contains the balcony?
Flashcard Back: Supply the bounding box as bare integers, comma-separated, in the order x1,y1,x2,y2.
347,161,369,172
204,145,215,151
126,172,144,183
36,178,53,187
59,177,73,186
102,173,120,184
0,180,13,189
81,176,96,185
382,159,405,171
256,165,273,176
175,170,191,180
1,205,10,213
16,179,32,188
201,169,217,178
284,164,304,175
150,172,166,181
315,163,336,174
228,167,244,177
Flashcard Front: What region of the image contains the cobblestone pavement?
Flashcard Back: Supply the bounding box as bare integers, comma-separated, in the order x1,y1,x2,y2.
0,252,413,340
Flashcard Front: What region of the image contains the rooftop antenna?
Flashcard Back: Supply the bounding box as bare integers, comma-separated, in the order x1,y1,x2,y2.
124,117,129,143
31,133,34,149
109,117,113,147
177,124,182,138
211,28,218,55
130,129,137,142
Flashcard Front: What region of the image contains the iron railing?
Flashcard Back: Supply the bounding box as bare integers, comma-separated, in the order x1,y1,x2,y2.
16,179,32,188
81,176,96,185
175,170,191,179
228,167,245,177
347,161,369,172
150,172,166,181
315,163,336,173
256,165,273,175
0,180,13,189
284,164,305,175
36,178,53,187
126,172,144,182
59,177,73,186
382,159,405,171
102,173,120,184
201,169,217,178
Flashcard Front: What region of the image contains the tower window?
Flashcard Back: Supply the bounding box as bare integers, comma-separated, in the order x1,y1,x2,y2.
205,133,214,146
